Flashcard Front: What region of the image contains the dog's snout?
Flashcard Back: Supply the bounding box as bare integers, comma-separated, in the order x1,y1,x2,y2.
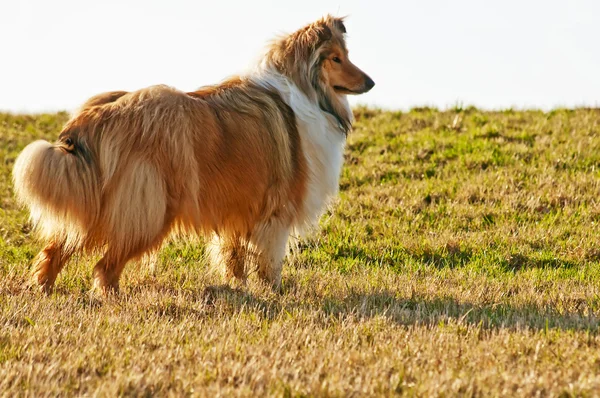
364,75,375,92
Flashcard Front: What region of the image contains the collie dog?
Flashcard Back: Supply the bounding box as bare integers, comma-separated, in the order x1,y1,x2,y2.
12,15,374,293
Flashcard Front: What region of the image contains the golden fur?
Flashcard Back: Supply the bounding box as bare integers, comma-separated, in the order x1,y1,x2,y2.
12,15,374,293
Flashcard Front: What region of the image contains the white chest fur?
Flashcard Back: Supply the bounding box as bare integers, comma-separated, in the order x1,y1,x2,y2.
254,71,348,233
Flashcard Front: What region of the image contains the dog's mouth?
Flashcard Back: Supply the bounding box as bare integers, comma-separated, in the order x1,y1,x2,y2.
333,86,360,95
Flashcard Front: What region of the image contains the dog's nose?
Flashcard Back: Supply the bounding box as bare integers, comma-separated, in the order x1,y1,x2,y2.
364,75,375,91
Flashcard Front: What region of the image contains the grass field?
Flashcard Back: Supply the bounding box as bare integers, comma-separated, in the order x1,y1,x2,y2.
1,107,600,396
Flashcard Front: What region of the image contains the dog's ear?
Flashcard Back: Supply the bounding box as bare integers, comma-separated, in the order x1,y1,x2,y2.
315,25,332,43
299,24,331,50
333,19,346,34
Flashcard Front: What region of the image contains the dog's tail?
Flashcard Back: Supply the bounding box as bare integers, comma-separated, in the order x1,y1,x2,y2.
12,136,101,248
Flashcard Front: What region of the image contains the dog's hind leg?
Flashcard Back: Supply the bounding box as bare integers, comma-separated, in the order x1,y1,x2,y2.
92,161,173,294
251,219,291,288
30,240,75,293
92,253,127,294
92,245,156,295
92,217,175,295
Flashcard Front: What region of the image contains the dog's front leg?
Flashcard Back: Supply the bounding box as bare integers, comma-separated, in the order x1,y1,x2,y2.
251,219,290,289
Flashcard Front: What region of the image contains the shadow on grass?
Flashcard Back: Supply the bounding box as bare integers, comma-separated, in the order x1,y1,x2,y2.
408,248,577,271
408,246,473,269
7,261,591,332
147,283,599,333
318,290,598,333
501,253,578,271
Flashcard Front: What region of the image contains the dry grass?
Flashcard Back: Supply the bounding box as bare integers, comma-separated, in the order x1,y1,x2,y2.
1,107,600,396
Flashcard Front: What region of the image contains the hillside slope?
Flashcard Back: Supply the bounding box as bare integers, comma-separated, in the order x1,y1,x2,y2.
1,108,599,395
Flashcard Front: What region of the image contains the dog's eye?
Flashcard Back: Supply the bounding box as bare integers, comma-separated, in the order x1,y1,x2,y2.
332,57,342,64
64,138,74,150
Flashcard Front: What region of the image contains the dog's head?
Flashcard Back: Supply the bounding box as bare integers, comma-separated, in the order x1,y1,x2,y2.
313,17,375,96
265,15,374,133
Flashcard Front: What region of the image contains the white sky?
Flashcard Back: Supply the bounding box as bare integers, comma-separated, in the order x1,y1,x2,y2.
1,0,599,112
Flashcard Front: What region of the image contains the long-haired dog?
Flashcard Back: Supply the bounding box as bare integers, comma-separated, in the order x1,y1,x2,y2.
12,15,374,294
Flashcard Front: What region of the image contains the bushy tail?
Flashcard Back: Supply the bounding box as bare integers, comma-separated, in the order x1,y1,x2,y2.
12,140,100,247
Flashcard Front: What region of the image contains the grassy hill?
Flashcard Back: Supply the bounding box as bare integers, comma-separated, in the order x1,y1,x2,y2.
1,107,599,395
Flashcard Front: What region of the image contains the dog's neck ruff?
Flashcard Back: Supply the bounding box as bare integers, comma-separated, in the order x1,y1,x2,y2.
252,68,349,233
253,66,351,136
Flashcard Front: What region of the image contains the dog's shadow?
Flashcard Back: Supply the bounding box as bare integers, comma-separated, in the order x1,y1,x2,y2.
140,280,598,333
14,245,593,333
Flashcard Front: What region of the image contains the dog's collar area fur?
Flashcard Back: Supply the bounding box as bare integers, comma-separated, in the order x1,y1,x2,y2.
253,69,352,137
321,104,351,136
324,109,350,136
